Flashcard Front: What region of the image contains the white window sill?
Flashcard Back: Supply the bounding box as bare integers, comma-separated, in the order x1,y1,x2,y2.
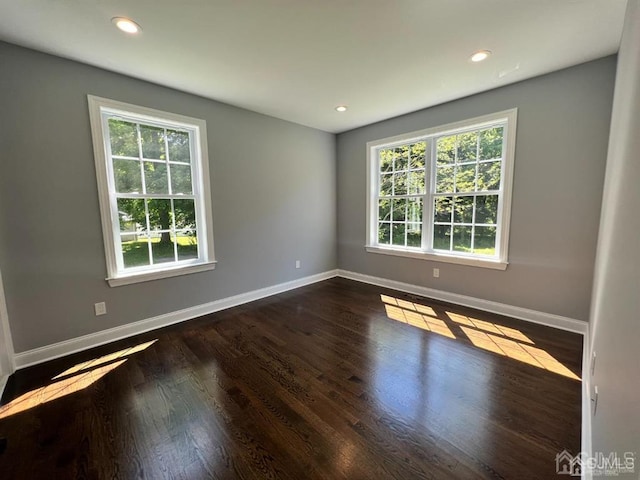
365,245,508,270
107,261,217,287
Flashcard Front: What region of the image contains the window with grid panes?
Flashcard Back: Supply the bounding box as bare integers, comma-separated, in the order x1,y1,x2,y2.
367,109,516,270
88,96,215,286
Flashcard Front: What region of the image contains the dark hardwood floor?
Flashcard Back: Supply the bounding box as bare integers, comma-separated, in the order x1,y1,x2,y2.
0,278,583,479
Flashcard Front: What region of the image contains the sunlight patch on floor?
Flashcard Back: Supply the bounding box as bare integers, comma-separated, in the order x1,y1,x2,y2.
382,298,455,339
379,294,580,381
0,360,126,419
53,339,157,380
380,295,437,317
460,326,580,380
446,311,534,344
0,339,158,419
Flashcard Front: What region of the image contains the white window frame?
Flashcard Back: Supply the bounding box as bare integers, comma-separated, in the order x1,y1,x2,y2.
88,95,216,287
366,109,517,270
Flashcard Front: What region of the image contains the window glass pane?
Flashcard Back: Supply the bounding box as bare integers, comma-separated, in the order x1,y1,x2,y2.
437,135,455,165
407,170,425,195
478,161,501,191
117,198,145,232
113,159,142,193
148,199,172,231
379,149,393,172
393,172,407,195
395,146,408,171
436,166,454,193
392,223,406,246
475,195,498,224
407,198,422,223
170,164,193,194
378,199,391,222
474,226,497,256
455,164,476,193
378,222,391,244
433,225,451,250
407,223,422,247
177,231,199,261
167,130,191,163
174,199,196,229
479,127,503,160
434,196,453,223
144,162,169,194
453,196,473,223
109,119,139,157
409,142,426,169
140,125,166,160
121,235,151,268
457,132,477,162
379,173,393,196
152,236,176,264
392,199,407,222
453,226,472,252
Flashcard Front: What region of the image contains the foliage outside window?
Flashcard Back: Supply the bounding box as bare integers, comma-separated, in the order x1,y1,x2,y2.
367,110,516,270
88,96,215,286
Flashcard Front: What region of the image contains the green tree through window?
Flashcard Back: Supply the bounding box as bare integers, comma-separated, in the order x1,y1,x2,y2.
88,95,216,285
367,109,516,269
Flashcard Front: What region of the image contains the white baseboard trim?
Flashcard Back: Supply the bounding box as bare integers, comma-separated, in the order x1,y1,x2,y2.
12,267,588,369
337,269,588,335
13,270,339,369
581,329,593,480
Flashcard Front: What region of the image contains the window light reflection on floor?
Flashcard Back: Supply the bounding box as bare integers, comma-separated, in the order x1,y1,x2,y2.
445,311,534,344
380,294,580,381
53,339,157,380
381,294,437,317
0,360,126,419
460,326,580,380
381,295,455,339
0,339,157,420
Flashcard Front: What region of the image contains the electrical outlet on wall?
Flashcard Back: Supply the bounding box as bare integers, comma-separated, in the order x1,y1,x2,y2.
433,268,440,278
295,260,301,269
94,302,107,316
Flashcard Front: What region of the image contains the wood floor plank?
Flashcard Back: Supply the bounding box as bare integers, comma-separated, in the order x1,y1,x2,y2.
0,278,582,479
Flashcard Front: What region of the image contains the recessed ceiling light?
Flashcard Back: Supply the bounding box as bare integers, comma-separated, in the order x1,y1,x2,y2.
470,50,491,62
112,17,142,34
335,105,348,112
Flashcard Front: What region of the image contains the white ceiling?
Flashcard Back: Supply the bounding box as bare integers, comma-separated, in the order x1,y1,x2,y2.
0,0,627,133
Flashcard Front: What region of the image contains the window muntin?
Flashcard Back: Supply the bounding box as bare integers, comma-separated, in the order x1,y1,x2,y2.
89,96,215,285
367,110,516,269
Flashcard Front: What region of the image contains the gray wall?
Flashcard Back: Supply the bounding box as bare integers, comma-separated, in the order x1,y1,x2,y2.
337,57,616,321
589,0,640,472
0,42,337,353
